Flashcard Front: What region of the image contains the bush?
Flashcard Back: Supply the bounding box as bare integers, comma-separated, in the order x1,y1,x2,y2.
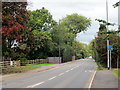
2,67,23,74
18,58,27,66
97,63,104,70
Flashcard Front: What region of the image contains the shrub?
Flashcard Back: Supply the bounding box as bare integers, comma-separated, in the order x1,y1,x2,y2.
18,58,27,66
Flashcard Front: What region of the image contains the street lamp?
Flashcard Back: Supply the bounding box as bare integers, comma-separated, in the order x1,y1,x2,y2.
106,0,110,70
117,0,120,69
118,0,120,31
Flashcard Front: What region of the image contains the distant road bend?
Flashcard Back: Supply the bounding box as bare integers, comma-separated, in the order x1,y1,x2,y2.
3,59,97,88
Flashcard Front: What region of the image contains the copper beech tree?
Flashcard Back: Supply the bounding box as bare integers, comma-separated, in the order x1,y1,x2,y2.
1,2,34,59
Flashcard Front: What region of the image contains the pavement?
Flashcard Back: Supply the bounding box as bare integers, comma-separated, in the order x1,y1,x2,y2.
1,59,97,88
91,70,119,89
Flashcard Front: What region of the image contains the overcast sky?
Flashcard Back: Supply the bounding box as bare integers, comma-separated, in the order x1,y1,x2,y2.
27,0,118,44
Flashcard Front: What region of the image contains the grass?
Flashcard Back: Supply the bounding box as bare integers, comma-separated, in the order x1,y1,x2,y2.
112,70,120,79
96,67,104,70
2,63,58,74
96,63,104,71
16,63,58,69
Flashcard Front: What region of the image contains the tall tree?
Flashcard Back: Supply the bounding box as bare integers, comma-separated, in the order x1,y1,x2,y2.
91,19,120,68
28,7,57,59
1,2,31,59
28,7,56,31
60,13,91,34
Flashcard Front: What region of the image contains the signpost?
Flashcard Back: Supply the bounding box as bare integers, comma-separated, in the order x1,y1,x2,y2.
108,45,113,70
108,45,113,51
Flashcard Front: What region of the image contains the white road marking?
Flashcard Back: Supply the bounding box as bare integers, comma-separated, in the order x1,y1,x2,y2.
26,81,45,88
58,73,64,76
70,68,74,70
48,76,57,80
88,70,97,88
76,66,79,68
89,70,92,72
66,70,70,72
73,67,76,69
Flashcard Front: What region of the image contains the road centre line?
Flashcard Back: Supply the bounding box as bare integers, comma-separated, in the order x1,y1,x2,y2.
26,81,45,88
26,76,57,88
76,66,79,67
66,70,70,72
26,62,87,88
58,73,64,76
26,62,84,88
48,76,57,80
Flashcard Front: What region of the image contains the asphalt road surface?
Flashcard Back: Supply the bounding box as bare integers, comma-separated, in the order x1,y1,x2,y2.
2,59,97,88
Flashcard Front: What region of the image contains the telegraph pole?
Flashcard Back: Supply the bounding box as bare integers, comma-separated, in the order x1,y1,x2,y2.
118,1,120,35
106,0,110,70
117,0,120,70
58,20,61,64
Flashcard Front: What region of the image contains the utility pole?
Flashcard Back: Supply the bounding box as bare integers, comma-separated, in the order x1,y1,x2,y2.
58,20,61,64
106,0,110,70
119,0,120,30
59,45,61,64
117,0,120,70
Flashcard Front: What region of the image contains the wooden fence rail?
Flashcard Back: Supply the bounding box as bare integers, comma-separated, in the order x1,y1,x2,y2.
0,57,61,68
0,59,49,67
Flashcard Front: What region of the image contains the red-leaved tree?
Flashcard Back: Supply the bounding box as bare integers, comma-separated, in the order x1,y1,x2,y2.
1,2,34,59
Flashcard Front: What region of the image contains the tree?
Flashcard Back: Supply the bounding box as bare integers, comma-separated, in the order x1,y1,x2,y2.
1,2,32,59
27,7,57,59
113,1,120,8
91,19,120,68
28,7,56,32
72,41,90,58
60,13,91,34
50,13,91,62
51,23,74,59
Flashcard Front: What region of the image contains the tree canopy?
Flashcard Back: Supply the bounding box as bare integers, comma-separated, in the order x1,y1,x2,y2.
1,2,33,59
2,5,91,62
60,13,91,34
28,7,57,31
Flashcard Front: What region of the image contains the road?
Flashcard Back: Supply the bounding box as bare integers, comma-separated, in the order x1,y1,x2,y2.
2,59,97,88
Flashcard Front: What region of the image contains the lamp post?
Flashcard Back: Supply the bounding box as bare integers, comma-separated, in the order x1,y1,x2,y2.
117,0,120,70
118,0,120,32
106,0,110,70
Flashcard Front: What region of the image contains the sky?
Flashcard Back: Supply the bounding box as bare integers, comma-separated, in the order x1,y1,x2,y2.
27,0,118,44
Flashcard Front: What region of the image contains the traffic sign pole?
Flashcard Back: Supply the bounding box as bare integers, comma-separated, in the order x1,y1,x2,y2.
110,50,111,70
107,40,110,70
108,45,113,70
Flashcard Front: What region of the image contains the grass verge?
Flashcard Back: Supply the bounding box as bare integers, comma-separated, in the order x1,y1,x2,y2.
96,63,104,71
112,70,120,79
2,63,58,74
96,67,104,70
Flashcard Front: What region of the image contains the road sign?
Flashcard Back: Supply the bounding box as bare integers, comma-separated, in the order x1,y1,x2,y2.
108,45,113,51
109,48,113,51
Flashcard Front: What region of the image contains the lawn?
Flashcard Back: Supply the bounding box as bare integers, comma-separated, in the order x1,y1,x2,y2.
112,70,120,79
2,63,58,74
15,63,58,70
